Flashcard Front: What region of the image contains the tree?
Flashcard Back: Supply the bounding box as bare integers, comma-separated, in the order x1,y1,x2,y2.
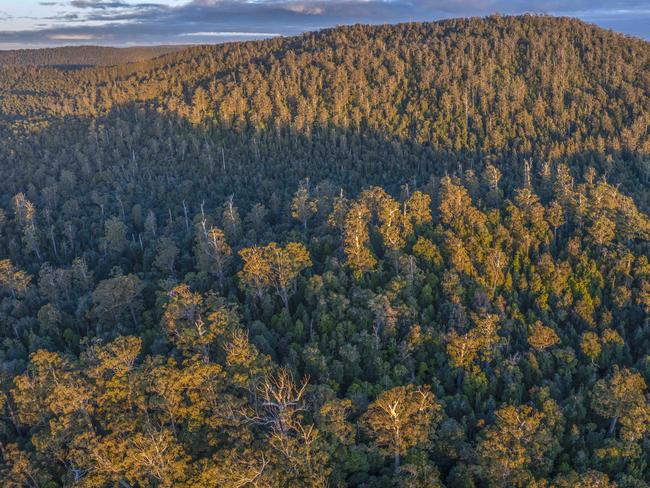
592,367,650,440
194,223,232,287
12,192,35,225
477,404,558,487
154,237,179,277
580,331,602,363
546,201,564,244
191,86,210,124
361,384,442,473
554,470,616,488
12,194,41,259
161,283,234,359
237,246,272,302
38,263,72,306
144,210,157,237
378,193,412,252
266,242,312,308
327,192,349,233
124,428,191,487
484,247,507,296
222,196,242,244
527,322,560,350
405,191,432,226
343,201,376,279
482,163,502,204
250,368,331,485
291,182,317,230
0,259,31,298
238,242,312,307
103,217,128,253
508,187,549,256
11,349,95,478
447,330,480,372
246,203,268,235
439,177,473,230
92,270,144,329
587,215,615,247
447,313,500,386
0,443,48,488
400,449,443,488
412,236,443,268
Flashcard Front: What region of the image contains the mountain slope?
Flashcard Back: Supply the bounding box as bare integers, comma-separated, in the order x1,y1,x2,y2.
0,15,647,211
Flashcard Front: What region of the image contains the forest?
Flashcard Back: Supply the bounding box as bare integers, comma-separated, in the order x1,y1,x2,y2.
0,14,649,487
0,46,185,69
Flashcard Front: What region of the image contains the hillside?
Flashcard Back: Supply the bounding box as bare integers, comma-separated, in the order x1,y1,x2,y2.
1,15,648,206
0,44,187,68
0,15,649,487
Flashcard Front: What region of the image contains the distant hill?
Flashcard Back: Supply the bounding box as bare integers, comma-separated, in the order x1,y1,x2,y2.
0,45,188,67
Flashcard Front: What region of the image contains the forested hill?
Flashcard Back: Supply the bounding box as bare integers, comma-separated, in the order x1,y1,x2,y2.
0,15,650,488
0,45,187,68
1,15,648,206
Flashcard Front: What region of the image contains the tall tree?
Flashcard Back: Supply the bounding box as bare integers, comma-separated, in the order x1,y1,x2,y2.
0,259,31,299
361,385,442,473
238,242,312,307
592,367,650,440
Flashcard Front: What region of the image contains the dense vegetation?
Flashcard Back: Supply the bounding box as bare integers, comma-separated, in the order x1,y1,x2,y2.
0,14,649,487
0,45,185,68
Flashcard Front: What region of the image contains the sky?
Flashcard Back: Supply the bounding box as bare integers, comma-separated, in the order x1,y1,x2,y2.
0,1,648,49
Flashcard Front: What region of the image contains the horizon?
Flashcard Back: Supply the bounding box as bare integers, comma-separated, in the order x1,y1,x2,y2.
1,1,649,49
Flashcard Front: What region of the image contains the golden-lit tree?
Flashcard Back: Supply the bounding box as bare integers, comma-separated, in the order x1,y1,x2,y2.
405,190,432,226
361,384,442,473
447,313,500,386
377,194,411,252
527,322,560,350
343,201,376,279
580,331,602,363
0,259,31,298
478,404,558,487
592,367,650,440
238,242,312,307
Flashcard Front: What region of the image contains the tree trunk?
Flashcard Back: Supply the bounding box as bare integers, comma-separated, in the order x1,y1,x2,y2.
129,304,137,327
456,368,464,390
279,288,289,309
394,429,401,474
608,416,618,436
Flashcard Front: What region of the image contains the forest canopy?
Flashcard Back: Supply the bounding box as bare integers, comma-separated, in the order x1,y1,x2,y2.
0,14,649,488
0,45,186,68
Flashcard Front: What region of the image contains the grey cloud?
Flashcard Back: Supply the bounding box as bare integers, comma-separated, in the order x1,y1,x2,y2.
69,0,166,9
69,0,130,8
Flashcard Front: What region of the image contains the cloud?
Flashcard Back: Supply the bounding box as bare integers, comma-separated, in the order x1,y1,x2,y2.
49,33,98,40
279,4,324,15
70,1,131,8
0,0,648,47
180,31,281,36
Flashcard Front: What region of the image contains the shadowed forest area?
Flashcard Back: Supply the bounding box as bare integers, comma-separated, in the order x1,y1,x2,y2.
0,14,649,487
